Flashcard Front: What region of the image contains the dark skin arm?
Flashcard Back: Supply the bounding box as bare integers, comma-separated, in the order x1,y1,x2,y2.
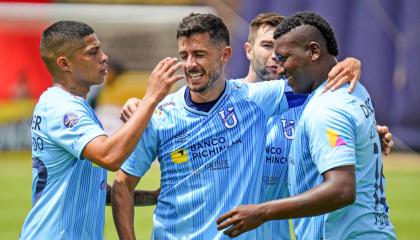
216,165,355,238
112,170,141,240
106,186,159,206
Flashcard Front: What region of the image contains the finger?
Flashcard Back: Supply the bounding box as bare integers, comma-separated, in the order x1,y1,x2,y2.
164,62,183,79
347,75,357,93
152,57,171,74
229,229,244,238
323,79,336,93
158,58,179,75
223,223,243,237
332,74,351,91
217,211,235,225
167,74,185,85
327,63,344,82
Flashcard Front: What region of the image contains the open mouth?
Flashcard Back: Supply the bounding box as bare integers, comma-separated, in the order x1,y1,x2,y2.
187,69,205,80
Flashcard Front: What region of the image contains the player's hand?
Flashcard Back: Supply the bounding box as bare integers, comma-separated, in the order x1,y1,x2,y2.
120,98,141,123
143,57,184,104
377,125,394,156
216,204,266,238
324,57,361,93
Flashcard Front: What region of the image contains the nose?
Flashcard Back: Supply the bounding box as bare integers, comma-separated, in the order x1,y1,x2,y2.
101,51,108,64
271,52,278,64
185,55,197,69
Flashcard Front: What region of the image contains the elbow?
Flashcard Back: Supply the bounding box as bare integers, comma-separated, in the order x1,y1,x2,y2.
99,155,124,172
336,184,356,207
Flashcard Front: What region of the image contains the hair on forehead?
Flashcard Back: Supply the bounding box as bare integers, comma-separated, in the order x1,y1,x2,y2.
273,12,338,56
40,20,95,73
248,12,285,43
176,13,230,46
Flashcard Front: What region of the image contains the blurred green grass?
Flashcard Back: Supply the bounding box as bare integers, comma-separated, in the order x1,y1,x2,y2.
1,151,419,239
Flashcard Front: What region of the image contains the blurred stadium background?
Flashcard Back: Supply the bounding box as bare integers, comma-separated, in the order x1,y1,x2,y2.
1,0,419,239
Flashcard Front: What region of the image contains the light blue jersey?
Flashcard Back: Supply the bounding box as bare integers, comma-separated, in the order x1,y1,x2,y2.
288,82,396,240
122,80,288,240
20,87,107,240
259,89,306,240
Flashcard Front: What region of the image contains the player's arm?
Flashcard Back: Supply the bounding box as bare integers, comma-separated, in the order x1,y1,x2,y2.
82,58,183,171
106,187,159,206
377,125,394,155
324,57,361,93
216,166,355,238
112,169,141,240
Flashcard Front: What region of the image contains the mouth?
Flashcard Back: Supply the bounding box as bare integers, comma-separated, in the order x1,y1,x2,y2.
100,66,108,75
187,69,205,81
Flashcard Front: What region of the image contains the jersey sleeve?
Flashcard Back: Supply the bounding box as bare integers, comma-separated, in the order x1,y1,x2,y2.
245,80,289,117
306,105,356,174
46,101,106,160
121,119,158,177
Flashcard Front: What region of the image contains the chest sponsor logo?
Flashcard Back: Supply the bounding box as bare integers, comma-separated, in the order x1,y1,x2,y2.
218,106,237,129
280,119,295,140
63,112,80,128
171,148,188,164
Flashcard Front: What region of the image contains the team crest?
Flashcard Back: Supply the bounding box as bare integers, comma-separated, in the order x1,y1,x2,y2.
281,119,295,140
63,112,80,128
218,107,237,129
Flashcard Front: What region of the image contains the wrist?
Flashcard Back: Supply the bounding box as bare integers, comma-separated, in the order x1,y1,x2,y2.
258,203,270,222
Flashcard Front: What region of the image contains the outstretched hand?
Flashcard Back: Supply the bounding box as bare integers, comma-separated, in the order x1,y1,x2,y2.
216,204,266,238
324,57,361,93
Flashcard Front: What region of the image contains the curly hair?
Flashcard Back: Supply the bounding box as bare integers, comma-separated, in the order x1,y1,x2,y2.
176,13,230,46
248,12,285,44
273,12,338,56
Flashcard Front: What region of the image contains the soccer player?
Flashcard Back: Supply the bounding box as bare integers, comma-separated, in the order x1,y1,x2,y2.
239,12,362,239
111,13,293,239
216,12,397,239
19,21,183,239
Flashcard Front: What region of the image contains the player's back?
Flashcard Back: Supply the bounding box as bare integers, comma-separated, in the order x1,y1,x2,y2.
289,82,396,239
20,87,107,240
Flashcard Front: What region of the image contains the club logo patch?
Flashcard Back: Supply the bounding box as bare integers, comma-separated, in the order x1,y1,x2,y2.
281,119,295,140
63,112,80,128
218,106,237,129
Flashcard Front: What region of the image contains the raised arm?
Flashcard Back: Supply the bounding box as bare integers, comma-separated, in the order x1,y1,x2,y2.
82,58,183,171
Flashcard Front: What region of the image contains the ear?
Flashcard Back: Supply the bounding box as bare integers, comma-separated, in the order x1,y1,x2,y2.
221,46,233,64
308,41,321,61
244,42,252,60
56,56,72,72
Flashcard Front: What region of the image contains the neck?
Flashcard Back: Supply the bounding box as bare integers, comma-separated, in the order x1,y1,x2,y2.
53,78,88,99
244,65,260,83
189,79,226,103
310,56,338,92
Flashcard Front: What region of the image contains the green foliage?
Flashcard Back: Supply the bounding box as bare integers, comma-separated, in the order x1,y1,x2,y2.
1,151,419,239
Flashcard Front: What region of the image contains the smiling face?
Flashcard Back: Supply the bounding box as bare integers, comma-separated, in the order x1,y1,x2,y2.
178,33,231,98
275,30,314,94
69,33,108,88
246,25,281,81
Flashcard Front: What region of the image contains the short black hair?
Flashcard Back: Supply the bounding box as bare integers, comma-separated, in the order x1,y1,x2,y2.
274,12,338,56
40,20,95,73
176,13,230,46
